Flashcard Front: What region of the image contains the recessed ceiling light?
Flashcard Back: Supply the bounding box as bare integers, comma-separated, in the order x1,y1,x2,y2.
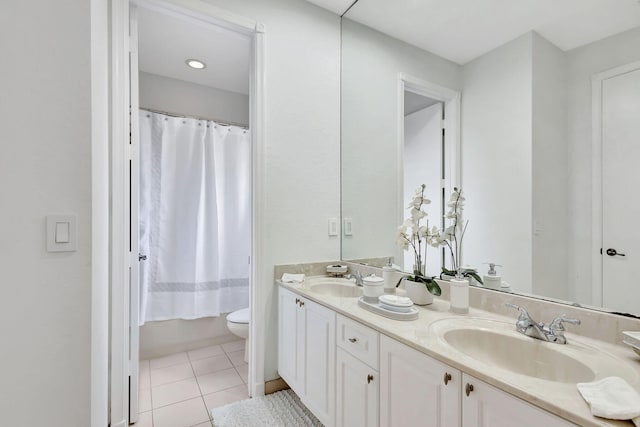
185,59,206,70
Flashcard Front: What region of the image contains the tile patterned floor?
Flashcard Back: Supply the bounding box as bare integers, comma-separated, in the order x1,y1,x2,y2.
135,340,249,427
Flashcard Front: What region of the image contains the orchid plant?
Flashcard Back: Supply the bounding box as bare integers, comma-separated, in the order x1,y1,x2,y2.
429,187,482,284
396,184,441,296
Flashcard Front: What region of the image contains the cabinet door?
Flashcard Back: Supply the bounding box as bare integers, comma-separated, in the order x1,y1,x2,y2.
302,298,336,427
462,374,576,427
277,287,303,393
380,335,461,427
336,348,378,427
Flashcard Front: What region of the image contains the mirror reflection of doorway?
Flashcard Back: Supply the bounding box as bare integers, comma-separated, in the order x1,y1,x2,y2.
403,91,444,276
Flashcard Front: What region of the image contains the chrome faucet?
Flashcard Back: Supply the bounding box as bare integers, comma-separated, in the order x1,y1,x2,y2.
345,270,363,286
505,303,581,344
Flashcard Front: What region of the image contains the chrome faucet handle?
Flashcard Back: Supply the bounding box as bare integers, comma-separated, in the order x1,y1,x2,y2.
505,303,536,332
548,315,580,344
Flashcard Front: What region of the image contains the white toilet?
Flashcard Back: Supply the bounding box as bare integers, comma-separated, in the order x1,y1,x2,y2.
226,307,250,363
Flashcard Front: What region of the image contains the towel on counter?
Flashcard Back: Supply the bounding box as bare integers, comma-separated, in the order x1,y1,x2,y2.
281,273,305,283
577,377,640,426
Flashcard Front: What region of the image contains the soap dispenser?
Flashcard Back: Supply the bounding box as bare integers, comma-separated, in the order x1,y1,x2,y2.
382,258,396,294
483,263,503,289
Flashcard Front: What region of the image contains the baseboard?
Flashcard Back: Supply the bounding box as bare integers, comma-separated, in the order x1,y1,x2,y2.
264,377,289,395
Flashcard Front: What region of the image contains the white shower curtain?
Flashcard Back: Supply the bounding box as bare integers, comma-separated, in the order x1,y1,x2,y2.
138,110,250,324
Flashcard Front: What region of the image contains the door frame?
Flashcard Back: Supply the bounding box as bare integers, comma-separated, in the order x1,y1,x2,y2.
104,1,266,426
396,73,461,266
591,60,640,307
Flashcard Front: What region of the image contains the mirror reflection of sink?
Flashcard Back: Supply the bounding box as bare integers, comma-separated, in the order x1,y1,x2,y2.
308,279,362,298
444,328,594,383
431,318,637,384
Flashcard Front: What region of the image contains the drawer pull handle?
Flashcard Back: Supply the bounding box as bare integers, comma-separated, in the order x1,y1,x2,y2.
367,374,374,384
348,338,358,343
465,383,474,397
443,372,452,385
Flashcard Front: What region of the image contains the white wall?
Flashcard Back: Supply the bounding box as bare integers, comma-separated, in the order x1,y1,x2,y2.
403,103,443,276
200,0,342,382
0,1,92,426
139,71,250,126
140,317,236,359
531,33,568,300
341,19,462,265
566,26,640,305
461,33,533,293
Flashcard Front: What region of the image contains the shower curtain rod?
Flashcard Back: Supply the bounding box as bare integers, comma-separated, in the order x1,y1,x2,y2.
140,107,249,130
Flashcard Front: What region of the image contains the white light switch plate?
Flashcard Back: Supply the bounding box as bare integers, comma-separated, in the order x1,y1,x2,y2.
328,218,339,236
343,218,353,236
47,214,77,252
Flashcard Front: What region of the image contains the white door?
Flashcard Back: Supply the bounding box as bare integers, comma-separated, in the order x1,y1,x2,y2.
128,4,141,423
336,348,378,427
602,66,640,314
380,335,460,427
462,374,574,427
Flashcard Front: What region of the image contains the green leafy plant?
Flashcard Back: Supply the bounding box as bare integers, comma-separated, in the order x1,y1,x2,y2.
395,273,442,296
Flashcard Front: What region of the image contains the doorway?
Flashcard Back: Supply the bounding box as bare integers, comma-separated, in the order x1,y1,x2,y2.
108,1,265,426
592,61,640,314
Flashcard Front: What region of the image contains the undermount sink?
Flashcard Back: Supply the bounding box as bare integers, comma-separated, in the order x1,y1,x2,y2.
431,317,637,384
307,278,362,298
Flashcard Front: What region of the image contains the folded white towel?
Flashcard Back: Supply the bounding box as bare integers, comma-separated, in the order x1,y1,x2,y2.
577,377,640,425
281,273,305,283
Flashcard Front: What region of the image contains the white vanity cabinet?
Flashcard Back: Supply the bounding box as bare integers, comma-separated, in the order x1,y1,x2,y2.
335,315,379,427
379,335,461,427
277,286,335,426
462,373,576,427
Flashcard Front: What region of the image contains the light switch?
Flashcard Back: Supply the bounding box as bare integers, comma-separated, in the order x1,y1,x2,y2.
55,222,70,243
328,218,339,236
47,214,77,252
343,218,353,236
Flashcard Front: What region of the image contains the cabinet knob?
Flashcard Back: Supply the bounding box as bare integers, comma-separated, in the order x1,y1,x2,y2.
443,372,452,385
300,301,305,307
465,383,474,396
348,337,358,343
295,298,300,304
367,374,374,384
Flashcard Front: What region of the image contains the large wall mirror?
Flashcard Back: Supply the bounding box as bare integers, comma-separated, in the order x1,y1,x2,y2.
340,0,640,316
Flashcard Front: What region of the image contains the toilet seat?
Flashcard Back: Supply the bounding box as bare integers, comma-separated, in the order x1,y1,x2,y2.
227,307,249,324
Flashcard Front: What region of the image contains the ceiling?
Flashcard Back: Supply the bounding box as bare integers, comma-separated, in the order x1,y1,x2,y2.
307,0,640,64
137,6,250,94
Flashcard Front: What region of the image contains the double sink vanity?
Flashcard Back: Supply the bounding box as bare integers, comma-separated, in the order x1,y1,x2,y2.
277,273,640,427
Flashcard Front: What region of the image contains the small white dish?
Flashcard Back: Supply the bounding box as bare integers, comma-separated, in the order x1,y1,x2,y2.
379,302,412,313
379,294,413,307
622,331,640,356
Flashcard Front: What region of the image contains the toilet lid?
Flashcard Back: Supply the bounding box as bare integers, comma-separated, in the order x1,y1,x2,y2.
227,308,250,324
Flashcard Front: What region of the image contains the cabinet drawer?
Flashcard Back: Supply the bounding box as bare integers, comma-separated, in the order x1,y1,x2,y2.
337,314,379,369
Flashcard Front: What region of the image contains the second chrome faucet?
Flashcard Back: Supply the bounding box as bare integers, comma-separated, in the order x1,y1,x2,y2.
506,303,580,345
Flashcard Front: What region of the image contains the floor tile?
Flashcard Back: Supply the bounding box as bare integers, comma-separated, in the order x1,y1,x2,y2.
221,340,244,353
140,360,151,389
188,345,224,361
135,410,153,427
152,377,201,408
226,349,246,367
197,367,244,395
153,397,209,427
191,354,233,376
150,362,194,387
202,384,249,412
150,352,189,370
191,423,213,427
235,364,248,384
139,386,152,413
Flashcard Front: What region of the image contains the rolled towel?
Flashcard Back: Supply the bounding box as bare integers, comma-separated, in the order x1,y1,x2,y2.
281,273,305,283
577,377,640,425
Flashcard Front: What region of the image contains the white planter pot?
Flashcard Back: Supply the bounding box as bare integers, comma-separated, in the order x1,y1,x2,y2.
404,278,434,306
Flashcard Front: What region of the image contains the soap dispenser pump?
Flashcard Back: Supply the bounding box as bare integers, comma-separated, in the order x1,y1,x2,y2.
483,263,502,289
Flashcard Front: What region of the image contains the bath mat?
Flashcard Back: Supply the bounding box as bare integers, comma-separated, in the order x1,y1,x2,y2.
211,389,323,427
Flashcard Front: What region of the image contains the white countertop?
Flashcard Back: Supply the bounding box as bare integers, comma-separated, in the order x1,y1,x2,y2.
279,277,640,427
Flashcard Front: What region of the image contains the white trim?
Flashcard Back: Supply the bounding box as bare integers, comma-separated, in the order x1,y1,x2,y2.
396,73,461,264
591,60,640,307
90,0,109,425
109,1,266,421
110,1,132,426
249,22,267,398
